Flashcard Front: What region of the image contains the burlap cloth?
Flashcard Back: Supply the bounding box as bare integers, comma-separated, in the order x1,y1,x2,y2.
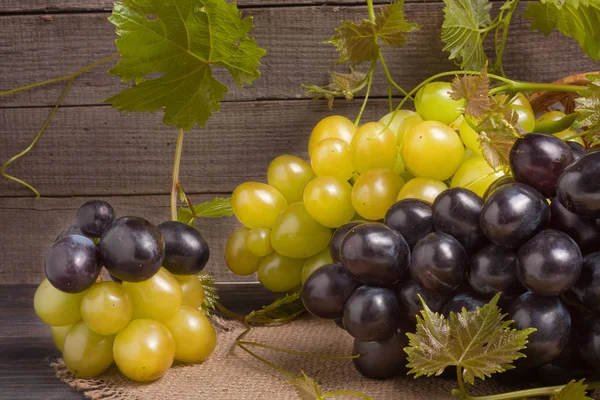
52,316,599,399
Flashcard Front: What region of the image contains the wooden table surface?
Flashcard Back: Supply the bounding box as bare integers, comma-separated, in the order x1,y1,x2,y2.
0,283,278,400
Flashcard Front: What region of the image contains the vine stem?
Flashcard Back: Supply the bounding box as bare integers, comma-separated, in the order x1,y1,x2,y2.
455,366,468,398
366,0,376,22
354,61,376,126
467,381,600,400
321,390,372,399
0,53,119,97
493,0,519,77
170,128,185,221
237,340,359,360
378,52,411,98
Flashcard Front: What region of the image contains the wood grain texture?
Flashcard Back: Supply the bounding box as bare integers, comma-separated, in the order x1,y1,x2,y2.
1,3,597,108
0,195,259,284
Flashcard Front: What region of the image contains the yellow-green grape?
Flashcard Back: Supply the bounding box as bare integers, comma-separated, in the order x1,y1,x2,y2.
402,121,464,180
351,169,405,221
310,138,354,182
122,268,182,323
399,170,415,183
497,93,535,132
392,149,406,174
270,203,332,258
349,122,398,174
459,117,483,155
62,321,115,378
397,114,423,147
303,176,355,228
267,155,315,203
231,182,288,229
379,110,416,137
225,227,262,276
257,252,304,292
308,115,356,157
415,82,465,124
537,111,585,145
245,228,274,257
451,156,505,198
462,148,478,163
555,129,584,145
396,177,448,203
165,306,217,363
113,319,175,382
301,248,334,283
34,278,86,326
173,274,204,310
80,282,132,336
50,325,72,353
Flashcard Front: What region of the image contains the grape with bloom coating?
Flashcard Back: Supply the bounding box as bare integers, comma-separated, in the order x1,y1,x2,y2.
165,306,216,363
257,252,304,292
349,122,398,174
63,321,115,378
352,169,405,221
81,282,132,335
451,156,505,198
122,268,182,322
304,176,355,228
231,182,287,229
46,234,100,293
311,138,354,182
113,319,175,382
402,121,464,180
267,155,315,203
76,200,115,238
245,228,273,257
34,278,86,326
396,177,447,204
270,202,332,258
51,325,72,353
225,227,262,276
414,82,465,124
308,115,356,157
301,248,334,283
174,274,205,309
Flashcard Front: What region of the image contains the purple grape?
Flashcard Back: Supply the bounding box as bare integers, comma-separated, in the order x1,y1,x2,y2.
158,221,209,275
329,221,363,263
301,263,360,319
469,244,522,297
352,329,408,379
572,252,600,312
384,199,433,249
45,235,100,293
442,293,487,317
396,281,446,323
55,224,83,242
567,141,586,162
343,286,401,342
550,198,600,254
483,176,516,200
557,151,600,218
76,200,115,238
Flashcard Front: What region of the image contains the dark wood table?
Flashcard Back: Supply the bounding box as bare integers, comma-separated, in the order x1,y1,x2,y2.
0,284,277,400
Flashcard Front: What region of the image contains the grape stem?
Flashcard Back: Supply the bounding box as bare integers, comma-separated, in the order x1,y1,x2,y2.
493,0,519,77
237,340,360,360
321,390,373,399
170,128,185,221
354,61,377,126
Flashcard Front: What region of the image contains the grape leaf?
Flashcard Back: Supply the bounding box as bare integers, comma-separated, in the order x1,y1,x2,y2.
441,0,492,71
327,1,418,64
177,197,233,226
525,0,600,62
450,67,491,118
303,69,368,109
245,291,305,325
287,372,323,400
573,74,600,146
552,379,593,400
106,0,266,130
196,273,218,316
477,107,521,170
405,294,535,385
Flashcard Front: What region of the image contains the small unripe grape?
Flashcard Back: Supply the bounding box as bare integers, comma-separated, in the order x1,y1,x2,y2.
267,155,315,203
225,227,262,276
415,82,465,124
258,252,304,292
245,228,274,257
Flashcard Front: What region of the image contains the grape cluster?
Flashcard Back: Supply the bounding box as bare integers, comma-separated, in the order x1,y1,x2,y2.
34,201,216,381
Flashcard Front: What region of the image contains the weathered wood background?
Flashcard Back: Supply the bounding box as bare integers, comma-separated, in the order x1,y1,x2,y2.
0,0,597,284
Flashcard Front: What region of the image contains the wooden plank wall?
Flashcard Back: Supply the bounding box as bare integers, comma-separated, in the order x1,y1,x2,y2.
0,0,597,284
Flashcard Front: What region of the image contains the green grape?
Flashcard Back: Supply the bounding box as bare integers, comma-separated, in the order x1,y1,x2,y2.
122,268,182,323
225,227,262,276
537,111,585,145
301,248,333,283
165,306,217,363
245,228,274,257
310,138,354,182
34,278,86,326
462,148,478,163
451,156,505,197
270,203,332,258
349,122,398,174
62,321,114,378
458,117,482,155
257,252,304,292
267,155,315,203
231,182,287,229
303,176,355,228
415,82,465,124
397,114,423,147
308,115,356,157
81,282,132,335
113,319,175,382
399,170,415,183
497,93,535,132
396,177,448,204
351,169,405,221
392,148,406,174
50,325,72,353
402,121,464,180
379,110,416,137
173,274,204,309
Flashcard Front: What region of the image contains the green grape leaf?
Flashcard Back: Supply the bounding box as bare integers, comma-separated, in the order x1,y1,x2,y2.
287,372,323,400
441,0,492,71
105,0,266,130
450,67,492,118
552,379,593,400
525,0,600,62
196,273,219,316
477,107,521,170
573,74,600,146
245,291,305,325
303,69,368,109
405,294,535,385
327,1,418,64
177,197,233,226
